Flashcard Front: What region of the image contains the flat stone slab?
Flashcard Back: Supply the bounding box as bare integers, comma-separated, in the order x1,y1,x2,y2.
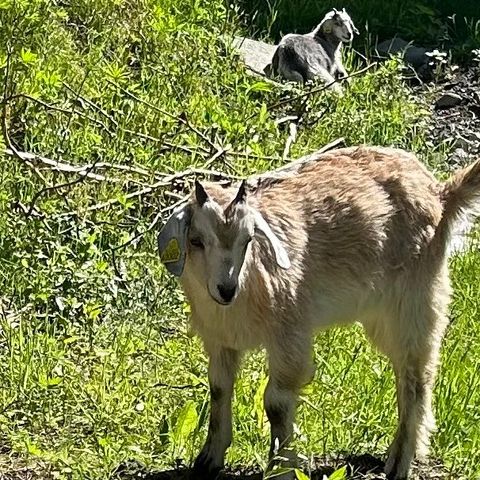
233,36,277,75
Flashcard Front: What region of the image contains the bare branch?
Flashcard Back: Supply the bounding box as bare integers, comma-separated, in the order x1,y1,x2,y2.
3,148,106,180
267,63,377,111
25,158,102,217
8,93,112,131
63,81,118,127
57,167,239,218
105,78,221,153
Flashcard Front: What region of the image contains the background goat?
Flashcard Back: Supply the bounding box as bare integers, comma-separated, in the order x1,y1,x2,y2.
269,8,359,89
158,146,480,480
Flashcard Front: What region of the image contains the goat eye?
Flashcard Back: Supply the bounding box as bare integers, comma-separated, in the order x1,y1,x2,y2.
190,237,204,249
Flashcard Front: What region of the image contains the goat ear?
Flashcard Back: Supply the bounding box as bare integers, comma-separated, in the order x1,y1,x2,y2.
157,205,191,276
323,19,333,33
195,180,209,207
253,211,291,269
353,24,360,35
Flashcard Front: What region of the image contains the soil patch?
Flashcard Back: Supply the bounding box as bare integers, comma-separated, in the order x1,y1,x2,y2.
113,454,454,480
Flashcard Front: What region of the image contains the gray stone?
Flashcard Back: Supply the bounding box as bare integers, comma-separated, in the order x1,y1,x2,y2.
233,36,277,75
377,37,431,74
466,130,480,142
455,135,472,150
435,92,463,109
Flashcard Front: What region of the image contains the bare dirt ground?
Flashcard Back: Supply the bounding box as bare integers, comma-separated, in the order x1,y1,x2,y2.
112,454,454,480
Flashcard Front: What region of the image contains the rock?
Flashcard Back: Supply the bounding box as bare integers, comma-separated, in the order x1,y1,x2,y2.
377,37,434,80
377,37,429,68
466,131,480,142
455,135,473,150
377,37,409,54
233,36,277,75
435,92,463,109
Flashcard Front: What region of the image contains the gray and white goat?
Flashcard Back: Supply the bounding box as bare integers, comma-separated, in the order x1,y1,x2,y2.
158,146,480,480
270,8,359,89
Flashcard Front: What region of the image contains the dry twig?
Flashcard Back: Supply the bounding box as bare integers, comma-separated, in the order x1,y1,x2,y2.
105,78,221,153
4,148,106,181
267,63,377,111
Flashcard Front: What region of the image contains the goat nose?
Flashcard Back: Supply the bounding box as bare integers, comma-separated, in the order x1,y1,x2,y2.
217,284,236,303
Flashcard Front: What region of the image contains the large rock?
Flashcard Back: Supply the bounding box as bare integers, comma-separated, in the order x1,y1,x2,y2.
435,92,463,109
377,37,432,79
233,36,276,75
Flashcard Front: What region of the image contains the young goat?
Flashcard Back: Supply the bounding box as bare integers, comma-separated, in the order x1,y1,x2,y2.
158,146,480,480
270,8,359,89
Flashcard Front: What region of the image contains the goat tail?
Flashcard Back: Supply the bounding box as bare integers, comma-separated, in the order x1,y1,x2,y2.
434,158,480,253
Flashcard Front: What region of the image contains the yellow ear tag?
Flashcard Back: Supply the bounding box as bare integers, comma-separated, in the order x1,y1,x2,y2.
161,238,181,263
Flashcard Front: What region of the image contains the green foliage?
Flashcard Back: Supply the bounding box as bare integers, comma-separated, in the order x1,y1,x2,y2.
329,466,348,480
0,0,478,479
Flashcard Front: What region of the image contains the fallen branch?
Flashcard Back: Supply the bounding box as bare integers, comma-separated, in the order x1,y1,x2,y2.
8,93,112,132
10,92,211,157
226,150,284,162
57,167,240,218
267,63,377,111
153,382,206,390
203,147,228,168
63,81,119,127
4,148,106,181
106,78,220,153
26,158,102,217
111,194,189,251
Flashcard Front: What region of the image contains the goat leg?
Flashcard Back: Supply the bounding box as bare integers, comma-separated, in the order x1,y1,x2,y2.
193,345,240,477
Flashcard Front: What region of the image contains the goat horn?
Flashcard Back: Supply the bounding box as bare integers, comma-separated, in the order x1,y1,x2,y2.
225,180,248,217
195,180,209,206
233,180,247,205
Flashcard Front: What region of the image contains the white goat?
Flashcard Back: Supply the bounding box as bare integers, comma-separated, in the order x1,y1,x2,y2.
270,8,359,89
158,146,480,480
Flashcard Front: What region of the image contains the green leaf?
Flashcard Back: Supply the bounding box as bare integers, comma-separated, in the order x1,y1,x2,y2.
329,466,347,480
247,81,273,94
20,48,38,64
264,466,295,479
295,468,310,480
172,400,198,453
258,102,269,124
254,375,269,429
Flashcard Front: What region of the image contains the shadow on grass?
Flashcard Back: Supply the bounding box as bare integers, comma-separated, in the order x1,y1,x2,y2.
114,453,386,480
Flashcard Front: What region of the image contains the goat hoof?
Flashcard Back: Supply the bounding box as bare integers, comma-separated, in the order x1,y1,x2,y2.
386,473,408,480
385,460,409,480
193,452,222,479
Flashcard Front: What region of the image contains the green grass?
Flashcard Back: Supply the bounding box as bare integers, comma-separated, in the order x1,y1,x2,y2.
0,1,479,479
